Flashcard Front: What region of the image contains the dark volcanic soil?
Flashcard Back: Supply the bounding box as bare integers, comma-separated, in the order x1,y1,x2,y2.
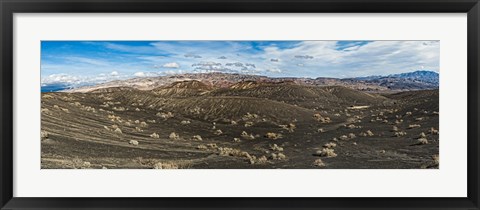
41,81,439,169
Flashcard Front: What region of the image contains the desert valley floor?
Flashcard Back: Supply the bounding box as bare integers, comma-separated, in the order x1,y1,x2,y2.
41,80,439,169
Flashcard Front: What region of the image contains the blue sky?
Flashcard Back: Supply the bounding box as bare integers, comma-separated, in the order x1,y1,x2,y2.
41,41,439,87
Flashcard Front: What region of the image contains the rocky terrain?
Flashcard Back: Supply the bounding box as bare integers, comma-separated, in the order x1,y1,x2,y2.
41,75,439,169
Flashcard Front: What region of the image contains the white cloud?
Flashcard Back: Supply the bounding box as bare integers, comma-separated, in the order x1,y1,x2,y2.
134,72,146,77
110,71,119,76
162,62,180,68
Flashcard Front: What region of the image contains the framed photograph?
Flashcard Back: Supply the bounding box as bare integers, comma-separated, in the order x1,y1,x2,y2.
1,0,479,209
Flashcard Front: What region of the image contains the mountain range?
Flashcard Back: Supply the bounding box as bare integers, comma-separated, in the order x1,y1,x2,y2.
45,70,438,93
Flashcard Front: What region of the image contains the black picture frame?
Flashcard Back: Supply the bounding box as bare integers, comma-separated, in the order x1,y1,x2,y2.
1,0,479,209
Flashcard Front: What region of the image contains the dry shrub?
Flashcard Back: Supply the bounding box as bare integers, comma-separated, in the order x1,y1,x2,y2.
348,133,356,139
256,156,268,164
392,126,399,131
265,132,283,140
244,121,254,127
317,128,325,133
415,117,424,121
233,138,241,143
430,127,439,135
394,131,407,137
40,130,49,139
272,153,286,160
323,142,337,148
317,148,337,157
150,133,160,139
408,124,421,129
181,120,191,125
135,127,143,132
154,162,178,169
418,132,426,138
406,112,412,115
241,131,255,140
169,132,180,140
214,129,223,135
339,135,349,140
129,140,139,146
279,123,296,132
417,138,429,145
114,128,123,134
156,112,174,119
196,145,208,150
313,159,326,167
270,144,284,152
191,135,203,141
206,143,218,149
140,121,148,127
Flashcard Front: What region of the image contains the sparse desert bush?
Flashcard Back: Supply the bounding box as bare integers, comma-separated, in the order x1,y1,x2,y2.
135,127,143,132
150,133,160,139
153,162,179,169
242,112,258,120
42,94,54,99
196,145,208,150
231,120,238,125
346,124,358,129
244,121,254,127
147,119,156,123
214,129,223,135
277,153,286,160
417,138,429,145
339,135,348,140
114,128,123,134
265,132,282,140
191,135,203,141
129,140,139,146
180,120,191,125
323,142,337,148
359,130,374,137
140,121,148,127
134,120,140,124
317,148,337,157
418,132,427,138
270,144,284,152
41,108,51,114
40,130,49,139
430,127,439,135
392,126,399,131
394,131,407,137
432,155,439,166
408,124,421,129
313,158,326,167
256,156,268,164
241,131,255,140
113,106,126,111
233,138,241,142
279,123,296,132
348,133,356,139
156,112,174,119
332,137,338,142
169,132,180,140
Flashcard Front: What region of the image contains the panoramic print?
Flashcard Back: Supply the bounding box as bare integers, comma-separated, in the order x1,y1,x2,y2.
41,41,439,169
